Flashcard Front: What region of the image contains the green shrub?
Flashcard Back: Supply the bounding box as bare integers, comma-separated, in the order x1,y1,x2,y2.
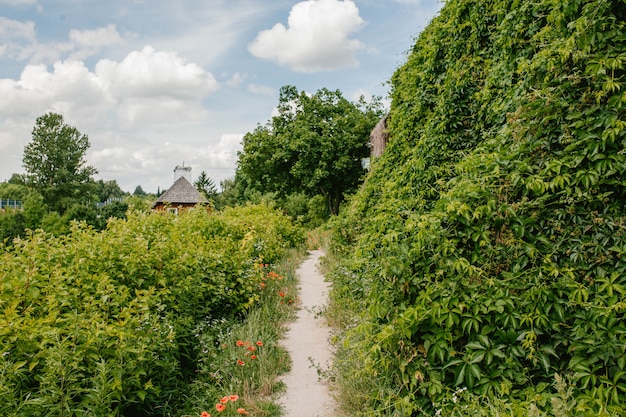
0,204,304,416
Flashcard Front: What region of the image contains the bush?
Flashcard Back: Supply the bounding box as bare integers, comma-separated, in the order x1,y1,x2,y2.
0,204,304,416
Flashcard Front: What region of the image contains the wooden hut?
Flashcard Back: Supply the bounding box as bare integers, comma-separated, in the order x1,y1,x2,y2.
152,175,207,213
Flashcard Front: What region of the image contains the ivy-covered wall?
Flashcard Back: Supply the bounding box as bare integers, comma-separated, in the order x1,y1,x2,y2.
330,0,625,415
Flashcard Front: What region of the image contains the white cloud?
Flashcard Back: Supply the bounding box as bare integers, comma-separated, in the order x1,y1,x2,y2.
69,24,124,48
0,47,223,190
0,17,36,41
95,46,218,101
248,83,273,95
225,72,246,87
0,17,37,60
67,24,125,61
0,0,38,5
248,0,364,72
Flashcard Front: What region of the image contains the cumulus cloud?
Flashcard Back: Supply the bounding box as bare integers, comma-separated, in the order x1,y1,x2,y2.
248,0,364,72
0,46,223,189
96,46,218,101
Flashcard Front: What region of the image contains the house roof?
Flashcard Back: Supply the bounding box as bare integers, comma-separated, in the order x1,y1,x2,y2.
152,176,208,207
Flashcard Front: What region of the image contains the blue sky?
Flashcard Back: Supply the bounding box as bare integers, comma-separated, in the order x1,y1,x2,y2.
0,0,442,193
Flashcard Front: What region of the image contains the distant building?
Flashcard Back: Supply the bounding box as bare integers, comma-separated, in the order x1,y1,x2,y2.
369,113,390,158
152,165,208,213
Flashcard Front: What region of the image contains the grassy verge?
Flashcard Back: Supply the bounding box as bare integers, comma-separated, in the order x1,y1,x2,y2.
178,247,308,417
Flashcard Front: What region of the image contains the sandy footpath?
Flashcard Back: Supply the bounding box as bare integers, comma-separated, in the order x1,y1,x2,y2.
278,249,336,417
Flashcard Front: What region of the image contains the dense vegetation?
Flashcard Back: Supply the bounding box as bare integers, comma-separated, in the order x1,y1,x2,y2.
0,205,304,416
236,85,383,217
328,0,625,415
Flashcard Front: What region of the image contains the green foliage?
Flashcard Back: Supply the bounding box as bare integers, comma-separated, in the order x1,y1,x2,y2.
182,251,305,417
89,179,126,203
23,113,98,212
0,204,304,416
194,171,218,201
236,85,384,215
328,0,626,415
281,192,329,228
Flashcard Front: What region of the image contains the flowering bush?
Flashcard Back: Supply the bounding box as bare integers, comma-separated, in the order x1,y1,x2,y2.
0,204,304,416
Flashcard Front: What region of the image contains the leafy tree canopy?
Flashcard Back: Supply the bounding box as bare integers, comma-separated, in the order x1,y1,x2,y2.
23,112,97,212
236,85,384,215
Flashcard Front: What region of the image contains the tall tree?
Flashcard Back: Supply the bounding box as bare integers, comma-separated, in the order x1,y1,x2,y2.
23,113,97,212
237,85,383,215
194,171,218,200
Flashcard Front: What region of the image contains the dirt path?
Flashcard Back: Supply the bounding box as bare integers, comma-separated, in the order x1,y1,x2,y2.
278,249,336,417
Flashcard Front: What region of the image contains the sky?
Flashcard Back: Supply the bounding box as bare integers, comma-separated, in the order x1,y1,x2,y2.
0,0,442,194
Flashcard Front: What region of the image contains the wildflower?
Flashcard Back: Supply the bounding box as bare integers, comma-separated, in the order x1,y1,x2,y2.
215,403,226,412
229,394,239,402
220,396,229,404
236,340,244,347
247,346,256,352
260,282,266,288
279,291,285,297
250,355,257,360
201,412,211,417
236,408,249,415
256,341,263,347
237,359,245,366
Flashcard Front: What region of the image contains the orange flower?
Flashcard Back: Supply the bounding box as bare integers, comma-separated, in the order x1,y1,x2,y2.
229,394,239,402
237,359,245,366
220,396,229,404
236,340,244,347
256,341,263,347
237,408,249,415
247,346,256,352
250,355,257,360
215,403,226,412
260,282,266,288
201,411,211,417
279,291,285,297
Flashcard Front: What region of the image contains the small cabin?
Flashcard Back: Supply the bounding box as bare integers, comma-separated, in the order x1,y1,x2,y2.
152,165,208,213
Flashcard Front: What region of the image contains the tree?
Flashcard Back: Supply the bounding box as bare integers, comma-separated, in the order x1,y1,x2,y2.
133,185,146,196
236,85,383,215
194,171,218,200
91,179,125,202
23,113,97,212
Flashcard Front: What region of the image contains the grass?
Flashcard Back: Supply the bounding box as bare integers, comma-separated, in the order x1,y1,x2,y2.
178,246,308,417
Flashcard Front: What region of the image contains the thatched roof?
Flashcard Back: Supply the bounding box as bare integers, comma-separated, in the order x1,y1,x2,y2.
369,113,390,158
152,176,207,208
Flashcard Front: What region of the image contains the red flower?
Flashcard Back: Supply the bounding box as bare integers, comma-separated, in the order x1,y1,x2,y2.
237,360,245,366
279,291,285,297
229,394,239,402
250,355,257,360
236,340,244,347
201,412,211,417
256,341,263,347
215,403,226,412
247,346,256,352
237,408,249,415
220,396,229,404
